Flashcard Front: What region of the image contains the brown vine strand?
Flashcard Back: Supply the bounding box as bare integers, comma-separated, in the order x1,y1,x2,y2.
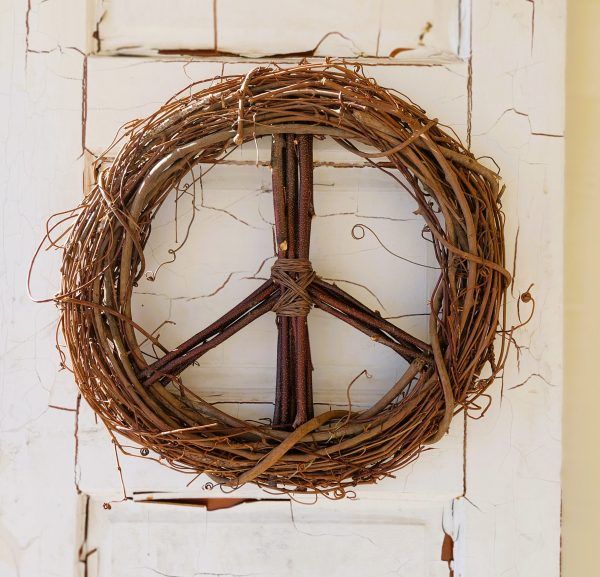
272,133,292,427
293,135,315,427
35,63,514,498
309,282,426,360
143,294,277,386
283,134,299,427
140,280,277,386
311,279,430,353
271,133,316,428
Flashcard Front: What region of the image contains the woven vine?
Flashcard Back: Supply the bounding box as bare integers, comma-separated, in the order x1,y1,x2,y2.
33,63,512,498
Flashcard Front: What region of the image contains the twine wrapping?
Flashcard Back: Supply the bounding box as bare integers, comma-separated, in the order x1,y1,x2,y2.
271,258,316,317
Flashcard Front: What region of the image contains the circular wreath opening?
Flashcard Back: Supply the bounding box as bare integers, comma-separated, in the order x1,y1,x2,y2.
48,63,510,498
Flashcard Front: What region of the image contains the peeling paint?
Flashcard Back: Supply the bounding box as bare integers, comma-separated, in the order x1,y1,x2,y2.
441,532,454,576
3,0,564,574
418,21,433,46
480,107,564,139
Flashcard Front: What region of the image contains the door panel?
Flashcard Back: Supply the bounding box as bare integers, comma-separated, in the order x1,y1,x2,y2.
82,497,451,577
6,1,564,576
94,0,461,59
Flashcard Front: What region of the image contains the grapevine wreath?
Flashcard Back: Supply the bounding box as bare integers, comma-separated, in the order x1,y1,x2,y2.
38,63,512,498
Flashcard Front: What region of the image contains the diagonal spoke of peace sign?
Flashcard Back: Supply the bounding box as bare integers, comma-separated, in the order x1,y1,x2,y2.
139,134,432,429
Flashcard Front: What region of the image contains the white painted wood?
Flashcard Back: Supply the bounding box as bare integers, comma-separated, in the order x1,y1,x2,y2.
93,0,214,53
454,2,565,576
0,0,564,576
82,497,451,577
0,2,89,577
95,0,460,59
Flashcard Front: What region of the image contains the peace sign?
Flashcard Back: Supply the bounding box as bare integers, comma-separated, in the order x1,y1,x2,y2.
139,133,431,429
44,64,508,493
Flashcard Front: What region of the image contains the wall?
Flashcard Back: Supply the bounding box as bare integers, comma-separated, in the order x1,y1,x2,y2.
563,0,600,575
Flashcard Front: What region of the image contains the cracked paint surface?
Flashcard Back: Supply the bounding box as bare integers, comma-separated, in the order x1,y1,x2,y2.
93,0,460,60
1,0,563,576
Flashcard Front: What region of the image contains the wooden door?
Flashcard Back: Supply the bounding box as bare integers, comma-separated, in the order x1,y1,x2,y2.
6,1,564,576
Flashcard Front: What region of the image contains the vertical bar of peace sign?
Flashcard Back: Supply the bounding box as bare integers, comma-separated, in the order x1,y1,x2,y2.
140,133,430,429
